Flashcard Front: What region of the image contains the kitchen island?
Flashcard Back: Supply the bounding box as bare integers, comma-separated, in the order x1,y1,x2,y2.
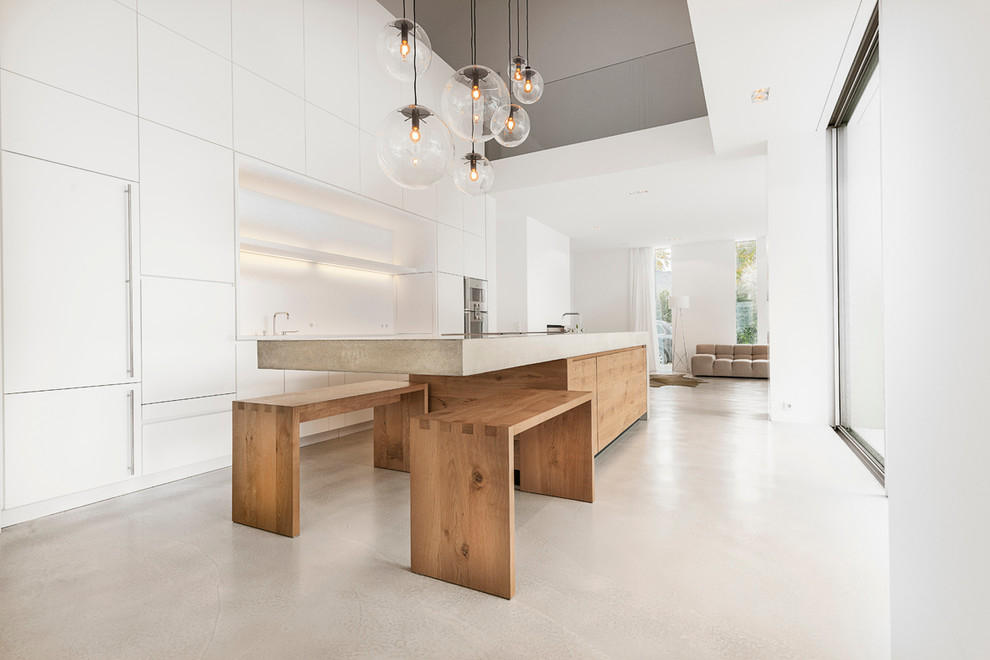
257,332,648,454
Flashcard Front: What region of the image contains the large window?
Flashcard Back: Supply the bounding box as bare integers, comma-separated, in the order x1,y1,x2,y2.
735,240,758,343
655,247,671,364
830,5,884,483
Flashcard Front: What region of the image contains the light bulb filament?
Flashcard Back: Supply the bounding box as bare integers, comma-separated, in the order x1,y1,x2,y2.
470,167,479,181
506,117,515,131
400,39,410,58
409,126,420,142
524,79,533,93
514,66,523,81
471,85,481,100
473,113,480,123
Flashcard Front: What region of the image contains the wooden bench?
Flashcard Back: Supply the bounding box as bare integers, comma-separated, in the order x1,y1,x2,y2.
409,388,594,599
232,380,427,537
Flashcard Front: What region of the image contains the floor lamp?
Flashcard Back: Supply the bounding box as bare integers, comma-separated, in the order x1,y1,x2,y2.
670,295,690,374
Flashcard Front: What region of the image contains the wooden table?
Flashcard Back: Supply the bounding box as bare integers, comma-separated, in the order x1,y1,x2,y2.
231,380,427,537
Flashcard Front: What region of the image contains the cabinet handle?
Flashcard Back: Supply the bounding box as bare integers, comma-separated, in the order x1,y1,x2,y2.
124,185,134,378
127,389,135,475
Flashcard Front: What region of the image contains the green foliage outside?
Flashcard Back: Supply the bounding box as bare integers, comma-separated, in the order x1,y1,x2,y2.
736,241,758,344
657,289,672,323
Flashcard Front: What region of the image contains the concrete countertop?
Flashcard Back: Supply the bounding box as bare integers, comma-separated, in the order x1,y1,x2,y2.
256,332,649,377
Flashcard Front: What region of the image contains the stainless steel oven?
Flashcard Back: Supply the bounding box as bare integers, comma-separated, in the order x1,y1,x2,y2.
464,277,488,335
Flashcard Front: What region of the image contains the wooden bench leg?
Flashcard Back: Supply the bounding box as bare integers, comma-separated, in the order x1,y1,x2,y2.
410,419,515,599
373,388,426,472
517,400,594,503
232,402,300,537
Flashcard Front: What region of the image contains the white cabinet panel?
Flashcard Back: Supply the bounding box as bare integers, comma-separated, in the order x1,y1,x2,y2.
142,394,233,474
403,186,437,220
436,176,464,228
464,232,486,280
359,131,402,207
233,67,306,172
232,0,305,96
2,154,137,393
139,121,235,282
284,370,331,436
437,223,464,276
305,103,361,193
137,0,232,57
304,0,359,126
0,0,137,112
138,17,233,147
357,0,401,132
235,340,284,399
464,195,486,236
4,384,140,508
0,71,138,180
395,273,435,335
437,272,465,336
142,278,236,404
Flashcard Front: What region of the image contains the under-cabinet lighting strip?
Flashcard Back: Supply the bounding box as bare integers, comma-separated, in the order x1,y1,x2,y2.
238,238,417,275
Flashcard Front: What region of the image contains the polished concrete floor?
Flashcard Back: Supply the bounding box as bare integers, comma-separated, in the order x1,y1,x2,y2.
0,379,890,658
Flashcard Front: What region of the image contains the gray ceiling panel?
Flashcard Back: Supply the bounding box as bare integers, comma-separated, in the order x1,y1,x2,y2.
376,0,707,156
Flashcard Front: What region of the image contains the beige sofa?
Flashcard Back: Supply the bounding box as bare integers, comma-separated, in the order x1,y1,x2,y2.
690,344,769,378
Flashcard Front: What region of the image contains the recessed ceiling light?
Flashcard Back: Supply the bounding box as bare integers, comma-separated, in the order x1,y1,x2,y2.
592,226,602,231
667,237,683,242
751,87,770,103
629,189,649,196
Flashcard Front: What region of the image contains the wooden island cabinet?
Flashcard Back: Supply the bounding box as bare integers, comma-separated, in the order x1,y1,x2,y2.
257,333,650,454
409,345,647,454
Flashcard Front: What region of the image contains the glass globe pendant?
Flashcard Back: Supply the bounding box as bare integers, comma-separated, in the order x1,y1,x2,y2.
491,103,530,148
376,18,432,82
440,64,509,143
508,55,527,83
512,66,543,104
452,151,494,196
377,104,453,189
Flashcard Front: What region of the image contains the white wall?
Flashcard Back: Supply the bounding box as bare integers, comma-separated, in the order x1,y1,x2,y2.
526,218,572,332
671,240,737,354
882,3,990,657
496,215,571,332
571,249,631,333
765,131,834,425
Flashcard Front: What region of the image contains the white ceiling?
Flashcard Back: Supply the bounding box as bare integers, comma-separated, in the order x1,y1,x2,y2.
488,0,871,252
493,119,767,251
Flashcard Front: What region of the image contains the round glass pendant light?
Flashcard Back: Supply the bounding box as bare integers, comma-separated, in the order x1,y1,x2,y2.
491,103,530,147
508,56,527,83
377,104,453,189
512,66,543,104
452,151,495,196
377,18,432,82
441,64,509,143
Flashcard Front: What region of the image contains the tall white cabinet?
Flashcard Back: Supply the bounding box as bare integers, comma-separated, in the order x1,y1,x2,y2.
1,153,142,510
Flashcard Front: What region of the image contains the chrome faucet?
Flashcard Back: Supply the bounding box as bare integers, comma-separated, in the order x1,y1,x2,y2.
562,312,582,332
274,312,291,336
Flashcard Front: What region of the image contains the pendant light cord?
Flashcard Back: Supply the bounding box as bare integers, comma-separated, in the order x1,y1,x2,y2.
526,0,530,62
402,0,406,18
507,0,512,63
412,0,418,106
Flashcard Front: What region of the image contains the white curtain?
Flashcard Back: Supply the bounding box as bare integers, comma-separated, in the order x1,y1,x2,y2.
629,247,660,374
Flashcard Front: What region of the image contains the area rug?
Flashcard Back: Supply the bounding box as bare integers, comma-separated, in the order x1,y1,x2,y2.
649,373,706,388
